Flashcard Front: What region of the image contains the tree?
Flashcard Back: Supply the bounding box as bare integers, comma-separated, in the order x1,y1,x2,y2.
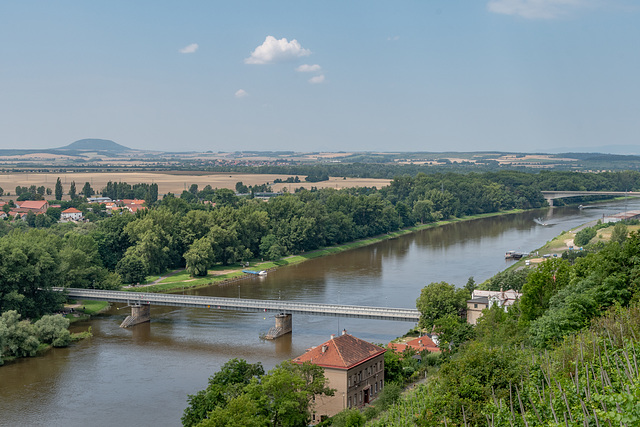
519,257,571,323
416,282,469,329
246,361,334,427
0,229,65,318
116,252,148,284
182,358,265,427
82,182,94,198
69,181,77,199
184,237,214,276
55,177,63,201
464,276,476,295
34,313,71,347
611,222,628,244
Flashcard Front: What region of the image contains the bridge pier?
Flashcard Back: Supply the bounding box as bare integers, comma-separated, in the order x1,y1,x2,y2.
546,197,553,207
264,313,292,339
120,303,151,328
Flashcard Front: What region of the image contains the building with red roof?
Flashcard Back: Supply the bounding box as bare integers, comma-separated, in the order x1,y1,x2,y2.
388,334,440,354
292,331,386,423
61,207,83,222
15,200,49,213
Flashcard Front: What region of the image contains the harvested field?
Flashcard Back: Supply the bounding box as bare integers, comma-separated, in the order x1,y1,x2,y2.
0,172,391,199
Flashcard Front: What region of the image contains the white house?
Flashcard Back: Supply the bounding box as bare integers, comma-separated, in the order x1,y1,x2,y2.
61,207,83,221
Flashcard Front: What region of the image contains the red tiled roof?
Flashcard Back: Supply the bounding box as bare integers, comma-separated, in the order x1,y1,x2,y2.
16,200,48,210
292,334,386,370
62,208,82,214
388,334,439,354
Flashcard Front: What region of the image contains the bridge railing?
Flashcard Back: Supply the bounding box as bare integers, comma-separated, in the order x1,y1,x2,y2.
53,288,420,322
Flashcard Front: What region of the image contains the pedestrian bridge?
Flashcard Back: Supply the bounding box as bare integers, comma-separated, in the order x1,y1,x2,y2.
541,191,640,207
54,287,420,338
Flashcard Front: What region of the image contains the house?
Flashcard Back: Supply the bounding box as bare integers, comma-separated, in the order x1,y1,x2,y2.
388,334,439,354
292,331,386,424
61,207,83,222
125,204,147,213
466,289,522,325
15,200,49,213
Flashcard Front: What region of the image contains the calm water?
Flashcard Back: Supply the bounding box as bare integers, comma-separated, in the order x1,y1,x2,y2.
1,200,639,427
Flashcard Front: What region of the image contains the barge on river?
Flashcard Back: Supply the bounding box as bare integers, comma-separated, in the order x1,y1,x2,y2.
505,251,528,260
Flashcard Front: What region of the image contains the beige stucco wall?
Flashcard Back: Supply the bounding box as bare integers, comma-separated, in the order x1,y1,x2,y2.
311,353,385,424
466,302,487,325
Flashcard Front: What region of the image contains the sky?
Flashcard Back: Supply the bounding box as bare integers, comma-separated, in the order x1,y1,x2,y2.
1,0,639,153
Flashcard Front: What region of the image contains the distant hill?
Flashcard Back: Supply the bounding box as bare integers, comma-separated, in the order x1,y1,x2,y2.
58,139,130,152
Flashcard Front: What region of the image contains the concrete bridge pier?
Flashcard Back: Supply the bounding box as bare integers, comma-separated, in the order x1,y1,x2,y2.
120,303,151,328
546,197,554,207
264,313,292,339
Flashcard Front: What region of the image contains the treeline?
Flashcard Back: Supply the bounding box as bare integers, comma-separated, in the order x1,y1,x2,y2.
0,229,119,319
367,228,640,426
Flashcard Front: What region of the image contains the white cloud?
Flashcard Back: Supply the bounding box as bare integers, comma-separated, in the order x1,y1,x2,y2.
487,0,590,19
308,74,325,84
235,89,248,98
245,36,311,65
296,64,321,73
387,35,400,41
179,43,199,54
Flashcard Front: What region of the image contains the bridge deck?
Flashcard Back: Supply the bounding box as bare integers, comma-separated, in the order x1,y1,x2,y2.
55,288,420,322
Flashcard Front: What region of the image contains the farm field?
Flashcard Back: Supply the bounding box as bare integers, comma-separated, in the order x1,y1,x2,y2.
0,172,391,198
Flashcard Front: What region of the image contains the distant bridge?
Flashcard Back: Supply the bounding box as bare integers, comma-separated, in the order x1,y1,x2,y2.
55,288,420,338
541,191,640,207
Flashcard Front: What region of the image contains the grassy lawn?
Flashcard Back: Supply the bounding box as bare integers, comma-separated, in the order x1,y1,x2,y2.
79,300,109,315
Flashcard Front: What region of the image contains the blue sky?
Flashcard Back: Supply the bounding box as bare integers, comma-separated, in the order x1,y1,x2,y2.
1,0,638,153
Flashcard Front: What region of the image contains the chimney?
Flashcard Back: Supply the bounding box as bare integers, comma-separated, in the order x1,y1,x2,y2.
330,334,335,340
342,329,347,335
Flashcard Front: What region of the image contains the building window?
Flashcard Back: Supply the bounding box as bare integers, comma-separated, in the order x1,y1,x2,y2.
380,380,383,390
374,383,377,393
348,377,351,387
348,397,351,408
474,303,478,308
359,392,362,403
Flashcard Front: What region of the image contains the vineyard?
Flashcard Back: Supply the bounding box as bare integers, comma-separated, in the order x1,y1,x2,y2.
368,304,640,426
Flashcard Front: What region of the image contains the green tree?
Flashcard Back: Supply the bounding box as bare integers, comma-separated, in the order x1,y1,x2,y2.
331,408,366,427
82,182,94,198
116,252,148,284
246,361,334,427
55,177,63,201
185,237,214,276
0,229,65,317
69,181,77,199
34,313,71,347
182,358,265,427
519,257,571,323
611,222,628,244
416,282,469,329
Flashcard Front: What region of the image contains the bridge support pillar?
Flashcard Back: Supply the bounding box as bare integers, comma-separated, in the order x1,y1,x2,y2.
546,197,553,207
120,303,151,328
264,313,292,339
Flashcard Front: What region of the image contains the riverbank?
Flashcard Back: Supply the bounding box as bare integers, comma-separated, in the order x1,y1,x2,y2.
127,208,527,294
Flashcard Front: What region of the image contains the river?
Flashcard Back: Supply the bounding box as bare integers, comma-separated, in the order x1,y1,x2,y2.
1,199,639,426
